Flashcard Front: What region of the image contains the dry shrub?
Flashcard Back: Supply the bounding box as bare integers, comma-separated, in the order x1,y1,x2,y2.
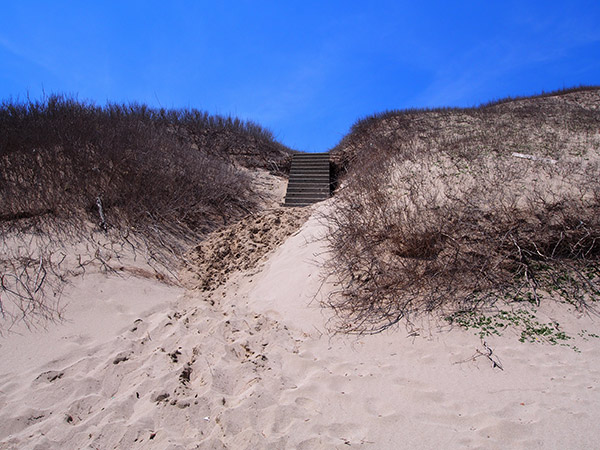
0,94,293,330
326,87,600,333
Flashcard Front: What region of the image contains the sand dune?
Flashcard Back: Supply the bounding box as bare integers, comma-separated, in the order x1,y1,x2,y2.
1,203,600,449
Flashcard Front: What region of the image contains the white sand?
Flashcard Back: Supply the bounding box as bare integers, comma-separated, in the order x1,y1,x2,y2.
1,203,600,449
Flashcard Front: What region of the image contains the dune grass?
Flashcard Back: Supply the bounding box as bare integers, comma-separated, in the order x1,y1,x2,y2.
0,94,293,330
326,86,600,334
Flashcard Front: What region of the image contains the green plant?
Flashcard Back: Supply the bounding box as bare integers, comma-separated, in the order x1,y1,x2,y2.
446,308,572,345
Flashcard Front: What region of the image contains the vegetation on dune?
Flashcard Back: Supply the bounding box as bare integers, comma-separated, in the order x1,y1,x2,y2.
331,85,600,170
1,94,292,232
2,87,600,339
0,94,294,330
326,86,600,335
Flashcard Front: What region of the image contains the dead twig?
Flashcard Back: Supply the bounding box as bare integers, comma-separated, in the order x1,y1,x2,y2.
454,340,504,371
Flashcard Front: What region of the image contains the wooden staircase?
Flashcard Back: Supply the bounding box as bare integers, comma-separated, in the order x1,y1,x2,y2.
284,153,331,207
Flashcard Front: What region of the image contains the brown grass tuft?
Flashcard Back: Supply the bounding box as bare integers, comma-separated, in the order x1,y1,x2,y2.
326,86,600,334
0,94,293,330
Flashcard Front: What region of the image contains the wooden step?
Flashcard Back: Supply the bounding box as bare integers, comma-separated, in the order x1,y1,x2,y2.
291,159,330,163
285,195,330,202
290,163,330,169
289,174,330,179
285,153,331,207
288,174,330,180
286,186,331,193
291,165,328,169
284,196,330,205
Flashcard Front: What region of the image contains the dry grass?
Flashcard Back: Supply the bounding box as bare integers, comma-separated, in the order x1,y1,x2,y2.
0,94,293,331
326,86,600,334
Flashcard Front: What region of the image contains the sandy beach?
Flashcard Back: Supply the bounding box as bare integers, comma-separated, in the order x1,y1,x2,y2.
1,202,599,449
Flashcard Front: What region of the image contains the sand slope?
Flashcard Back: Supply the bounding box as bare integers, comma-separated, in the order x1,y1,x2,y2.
1,204,600,449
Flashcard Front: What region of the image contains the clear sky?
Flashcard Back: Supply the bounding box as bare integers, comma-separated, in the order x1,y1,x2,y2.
1,1,599,152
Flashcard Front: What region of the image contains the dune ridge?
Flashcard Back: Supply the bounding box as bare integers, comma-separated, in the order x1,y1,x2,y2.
1,87,600,449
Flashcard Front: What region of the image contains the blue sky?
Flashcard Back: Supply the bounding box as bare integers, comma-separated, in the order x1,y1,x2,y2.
1,1,599,152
